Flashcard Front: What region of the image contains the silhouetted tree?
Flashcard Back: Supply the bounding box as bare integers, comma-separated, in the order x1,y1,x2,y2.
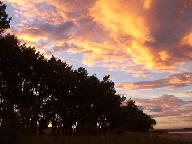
0,1,11,34
0,1,156,137
120,99,156,132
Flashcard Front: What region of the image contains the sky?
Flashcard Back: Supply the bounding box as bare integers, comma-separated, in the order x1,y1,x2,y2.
3,0,192,129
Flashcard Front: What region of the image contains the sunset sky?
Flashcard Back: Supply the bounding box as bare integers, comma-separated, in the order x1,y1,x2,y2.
3,0,192,129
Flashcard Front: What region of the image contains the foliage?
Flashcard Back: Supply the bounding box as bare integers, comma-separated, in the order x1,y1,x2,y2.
0,1,11,34
0,1,156,136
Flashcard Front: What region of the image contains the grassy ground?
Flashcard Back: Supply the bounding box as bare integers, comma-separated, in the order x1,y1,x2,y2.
159,133,192,143
16,132,191,144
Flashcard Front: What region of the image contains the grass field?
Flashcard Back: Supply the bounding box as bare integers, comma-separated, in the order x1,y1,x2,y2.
159,133,192,143
15,132,191,144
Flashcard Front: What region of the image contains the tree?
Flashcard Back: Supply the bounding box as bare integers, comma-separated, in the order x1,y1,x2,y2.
0,1,156,136
120,99,156,132
0,1,11,34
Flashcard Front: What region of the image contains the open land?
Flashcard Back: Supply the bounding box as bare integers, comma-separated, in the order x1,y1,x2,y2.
13,132,191,144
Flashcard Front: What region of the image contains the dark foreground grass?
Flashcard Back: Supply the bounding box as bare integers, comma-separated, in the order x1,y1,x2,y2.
17,132,190,144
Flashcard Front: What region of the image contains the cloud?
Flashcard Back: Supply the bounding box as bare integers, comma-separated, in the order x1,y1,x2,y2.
186,91,192,95
4,0,192,74
118,72,192,90
16,22,75,42
134,94,192,128
89,0,192,71
135,95,192,117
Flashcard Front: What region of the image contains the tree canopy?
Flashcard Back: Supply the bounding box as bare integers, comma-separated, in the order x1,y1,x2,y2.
0,1,11,34
0,1,156,135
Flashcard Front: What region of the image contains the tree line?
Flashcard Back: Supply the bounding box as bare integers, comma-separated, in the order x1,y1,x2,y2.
0,1,156,135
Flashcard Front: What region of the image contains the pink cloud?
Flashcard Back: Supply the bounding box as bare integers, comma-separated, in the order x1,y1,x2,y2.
118,73,192,90
135,94,192,128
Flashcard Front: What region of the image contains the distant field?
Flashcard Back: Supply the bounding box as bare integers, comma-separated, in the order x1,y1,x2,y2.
159,132,192,143
153,128,192,143
15,132,191,144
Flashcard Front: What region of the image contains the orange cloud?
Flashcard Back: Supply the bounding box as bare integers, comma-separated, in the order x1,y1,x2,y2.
143,0,153,10
118,73,192,90
17,34,47,42
158,51,171,61
181,32,192,46
90,0,153,42
89,0,192,71
5,0,192,75
68,40,119,66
